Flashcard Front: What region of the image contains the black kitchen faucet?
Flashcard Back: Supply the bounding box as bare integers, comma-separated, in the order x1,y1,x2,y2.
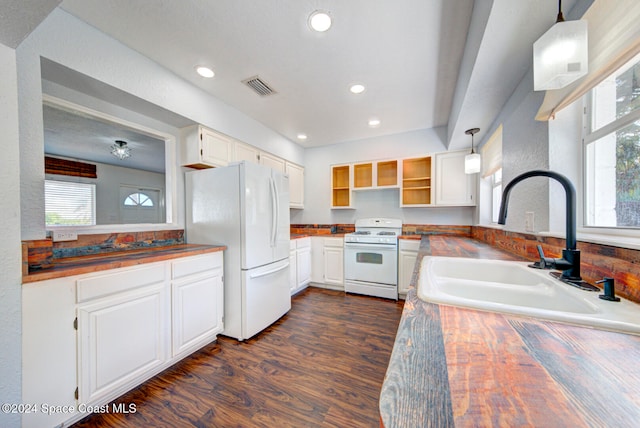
498,169,598,291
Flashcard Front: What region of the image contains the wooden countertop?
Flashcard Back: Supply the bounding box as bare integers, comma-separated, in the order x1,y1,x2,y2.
290,234,310,240
398,234,422,240
23,244,225,284
379,235,640,427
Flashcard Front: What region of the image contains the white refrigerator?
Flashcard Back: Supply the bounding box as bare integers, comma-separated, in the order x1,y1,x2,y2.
185,161,291,341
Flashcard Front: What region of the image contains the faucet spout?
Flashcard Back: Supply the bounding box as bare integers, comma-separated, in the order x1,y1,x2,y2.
498,170,576,250
498,170,581,281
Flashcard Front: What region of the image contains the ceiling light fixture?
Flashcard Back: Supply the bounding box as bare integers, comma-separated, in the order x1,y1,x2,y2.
350,84,365,94
308,10,332,32
297,133,308,141
464,128,481,174
196,66,215,78
111,140,131,160
533,0,588,91
368,118,381,128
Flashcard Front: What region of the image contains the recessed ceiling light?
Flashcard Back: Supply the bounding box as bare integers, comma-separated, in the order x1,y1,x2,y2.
196,66,215,78
308,10,332,32
368,118,381,128
350,84,365,94
297,133,308,141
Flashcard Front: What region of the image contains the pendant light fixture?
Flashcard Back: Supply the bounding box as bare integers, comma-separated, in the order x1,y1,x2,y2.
464,128,481,175
111,140,131,160
533,0,588,91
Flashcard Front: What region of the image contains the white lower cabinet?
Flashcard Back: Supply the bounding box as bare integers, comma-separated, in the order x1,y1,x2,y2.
310,236,344,289
22,277,77,428
78,280,168,405
296,240,311,289
398,239,421,297
289,240,298,294
171,252,224,358
291,237,311,295
22,251,224,428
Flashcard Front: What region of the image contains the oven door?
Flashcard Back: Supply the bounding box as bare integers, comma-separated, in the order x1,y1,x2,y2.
344,243,398,285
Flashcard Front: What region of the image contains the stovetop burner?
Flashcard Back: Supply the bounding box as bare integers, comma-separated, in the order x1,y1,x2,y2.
345,218,402,245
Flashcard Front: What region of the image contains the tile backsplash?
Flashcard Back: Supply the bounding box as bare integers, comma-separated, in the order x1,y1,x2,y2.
23,230,184,274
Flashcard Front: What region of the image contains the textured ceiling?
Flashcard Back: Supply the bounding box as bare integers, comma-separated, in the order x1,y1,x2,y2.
0,0,60,48
43,104,166,173
59,0,473,148
4,0,584,154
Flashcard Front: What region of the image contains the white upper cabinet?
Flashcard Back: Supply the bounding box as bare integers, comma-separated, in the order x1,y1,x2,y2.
202,127,234,167
181,125,234,169
434,150,476,206
235,141,260,164
286,162,304,209
181,124,304,208
260,152,286,173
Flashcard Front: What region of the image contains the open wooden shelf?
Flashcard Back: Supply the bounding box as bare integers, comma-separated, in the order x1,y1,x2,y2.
402,157,431,205
354,163,373,188
332,165,351,207
377,160,398,187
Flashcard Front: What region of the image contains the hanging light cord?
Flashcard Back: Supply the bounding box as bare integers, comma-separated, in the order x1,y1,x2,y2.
556,0,565,22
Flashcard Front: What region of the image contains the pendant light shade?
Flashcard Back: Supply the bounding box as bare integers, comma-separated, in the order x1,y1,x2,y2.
533,1,588,91
464,128,481,175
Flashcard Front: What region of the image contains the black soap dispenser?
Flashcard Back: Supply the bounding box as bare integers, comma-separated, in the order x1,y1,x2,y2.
597,277,620,302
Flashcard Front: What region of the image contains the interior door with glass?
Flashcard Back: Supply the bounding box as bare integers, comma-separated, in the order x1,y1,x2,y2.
119,186,163,224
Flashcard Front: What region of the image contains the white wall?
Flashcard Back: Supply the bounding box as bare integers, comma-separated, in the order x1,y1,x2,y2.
0,41,22,428
476,0,595,235
292,128,475,225
480,68,550,232
17,8,304,240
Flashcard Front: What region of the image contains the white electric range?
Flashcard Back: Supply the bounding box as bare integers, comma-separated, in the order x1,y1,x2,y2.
343,218,402,300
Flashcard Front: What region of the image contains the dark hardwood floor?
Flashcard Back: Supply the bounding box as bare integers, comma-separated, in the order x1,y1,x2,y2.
72,287,405,427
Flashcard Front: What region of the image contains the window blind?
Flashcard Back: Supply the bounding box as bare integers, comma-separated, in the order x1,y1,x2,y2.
45,180,96,226
44,156,97,178
481,125,502,178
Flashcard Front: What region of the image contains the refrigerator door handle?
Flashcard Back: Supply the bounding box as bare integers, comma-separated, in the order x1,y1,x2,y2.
249,261,289,279
269,176,277,247
274,175,280,246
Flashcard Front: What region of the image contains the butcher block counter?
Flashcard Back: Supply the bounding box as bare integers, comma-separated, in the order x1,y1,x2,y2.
22,244,225,283
380,235,640,427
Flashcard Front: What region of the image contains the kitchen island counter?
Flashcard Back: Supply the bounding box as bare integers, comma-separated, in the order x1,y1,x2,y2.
23,244,225,283
380,235,640,427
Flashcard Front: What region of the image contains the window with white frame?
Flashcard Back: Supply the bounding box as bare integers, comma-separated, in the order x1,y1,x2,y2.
482,125,503,223
585,52,640,228
491,168,503,223
45,180,96,226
